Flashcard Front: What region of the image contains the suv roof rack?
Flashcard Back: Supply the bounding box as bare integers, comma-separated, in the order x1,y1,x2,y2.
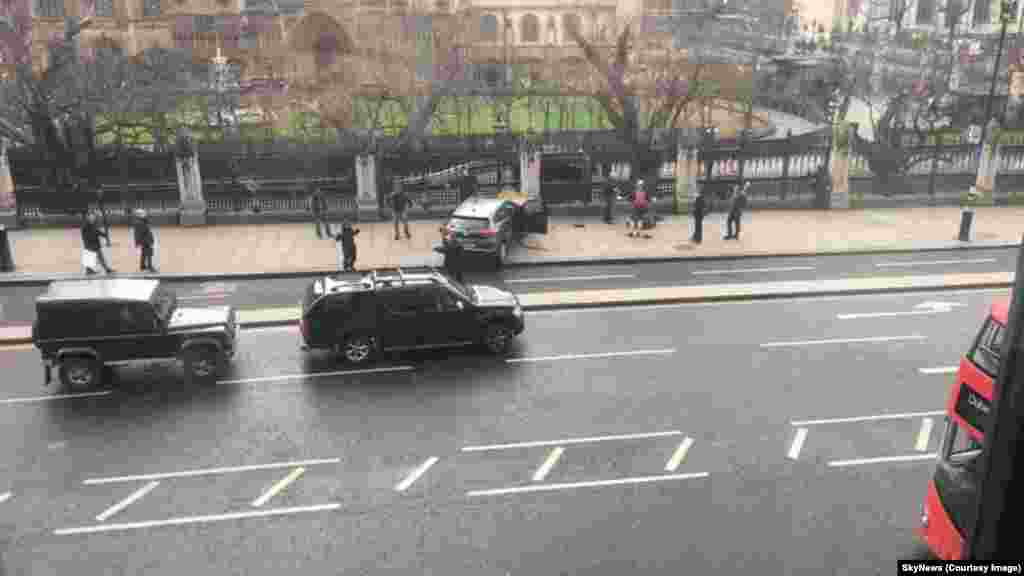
369,266,439,288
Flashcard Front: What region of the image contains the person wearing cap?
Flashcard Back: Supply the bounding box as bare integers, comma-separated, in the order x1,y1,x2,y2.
133,208,157,273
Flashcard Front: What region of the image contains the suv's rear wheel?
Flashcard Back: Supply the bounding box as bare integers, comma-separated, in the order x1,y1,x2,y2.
483,323,513,354
59,356,100,391
339,334,376,365
184,345,222,386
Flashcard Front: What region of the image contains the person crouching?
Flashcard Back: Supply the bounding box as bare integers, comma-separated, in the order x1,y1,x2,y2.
334,221,360,272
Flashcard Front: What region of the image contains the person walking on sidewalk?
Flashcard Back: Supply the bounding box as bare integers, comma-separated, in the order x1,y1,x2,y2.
389,181,414,240
308,184,330,238
132,209,157,272
93,183,111,247
691,189,710,244
81,211,113,275
333,220,360,272
724,181,748,240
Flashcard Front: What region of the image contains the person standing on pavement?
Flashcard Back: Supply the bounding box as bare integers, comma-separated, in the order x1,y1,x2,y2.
436,226,465,283
81,211,113,275
93,182,112,247
333,220,360,272
459,168,476,204
691,189,709,244
388,181,414,240
308,184,330,238
724,181,749,240
602,179,618,224
132,209,157,272
626,179,652,238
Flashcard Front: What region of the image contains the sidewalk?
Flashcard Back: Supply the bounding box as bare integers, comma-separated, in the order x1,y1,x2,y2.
1,206,1021,282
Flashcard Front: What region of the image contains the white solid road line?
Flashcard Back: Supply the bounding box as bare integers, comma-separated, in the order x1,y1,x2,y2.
760,334,926,348
827,453,938,467
837,310,952,320
532,447,565,482
791,410,945,427
83,458,341,485
462,430,683,452
505,274,636,283
467,472,710,497
55,503,342,536
787,428,809,461
664,437,695,472
506,349,676,363
919,366,959,375
252,467,305,508
916,418,935,452
875,258,997,268
0,492,10,504
0,391,113,405
217,366,415,385
395,457,440,492
692,266,815,275
244,325,299,334
96,481,160,522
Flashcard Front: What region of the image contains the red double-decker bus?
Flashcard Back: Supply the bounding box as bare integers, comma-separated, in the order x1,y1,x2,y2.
918,298,1004,559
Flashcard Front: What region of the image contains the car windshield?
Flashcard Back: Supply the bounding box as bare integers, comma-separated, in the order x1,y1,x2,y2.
152,287,177,323
449,217,490,233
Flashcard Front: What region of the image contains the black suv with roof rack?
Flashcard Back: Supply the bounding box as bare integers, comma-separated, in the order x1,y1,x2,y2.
299,267,524,364
32,278,238,390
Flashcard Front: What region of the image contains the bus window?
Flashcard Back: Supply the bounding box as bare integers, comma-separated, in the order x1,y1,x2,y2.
943,418,983,467
968,318,1005,378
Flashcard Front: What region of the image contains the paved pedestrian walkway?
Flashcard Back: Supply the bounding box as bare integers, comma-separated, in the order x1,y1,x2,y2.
1,206,1021,281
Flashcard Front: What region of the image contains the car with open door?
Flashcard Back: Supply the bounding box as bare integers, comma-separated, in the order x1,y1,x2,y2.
444,194,547,267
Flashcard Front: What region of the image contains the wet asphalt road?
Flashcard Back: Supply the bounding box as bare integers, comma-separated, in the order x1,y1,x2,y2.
0,287,1004,574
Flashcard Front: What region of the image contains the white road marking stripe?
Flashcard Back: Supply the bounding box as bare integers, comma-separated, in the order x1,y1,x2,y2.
243,325,299,334
505,274,636,283
252,468,305,508
919,366,959,375
55,503,342,536
217,366,415,385
83,458,341,485
791,410,945,427
467,472,710,497
0,391,113,404
395,457,440,492
837,310,951,320
532,447,565,482
178,294,230,301
875,258,997,268
664,437,695,472
462,430,683,452
760,334,926,348
916,418,935,452
96,481,160,522
787,428,809,460
692,266,815,275
0,492,10,504
506,349,676,363
827,453,938,467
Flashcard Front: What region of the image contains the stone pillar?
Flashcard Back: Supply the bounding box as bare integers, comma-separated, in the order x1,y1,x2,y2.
355,154,380,221
976,118,1004,204
829,122,853,209
519,147,541,204
174,129,206,226
0,138,16,227
674,146,698,214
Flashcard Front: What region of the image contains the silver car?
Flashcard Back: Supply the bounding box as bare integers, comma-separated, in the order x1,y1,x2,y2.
444,197,547,267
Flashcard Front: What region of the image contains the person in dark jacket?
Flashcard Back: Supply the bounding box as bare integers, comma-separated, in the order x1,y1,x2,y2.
459,169,476,204
388,181,414,240
602,180,618,224
93,183,111,247
133,209,157,272
81,211,113,274
435,226,465,283
724,181,749,240
333,220,360,272
691,190,710,244
309,185,330,238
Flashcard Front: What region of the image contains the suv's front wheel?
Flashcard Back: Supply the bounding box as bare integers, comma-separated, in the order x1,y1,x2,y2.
59,356,100,391
338,334,376,365
483,323,514,354
184,345,223,386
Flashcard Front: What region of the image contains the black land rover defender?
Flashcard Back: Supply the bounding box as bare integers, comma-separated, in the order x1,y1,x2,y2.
32,278,239,390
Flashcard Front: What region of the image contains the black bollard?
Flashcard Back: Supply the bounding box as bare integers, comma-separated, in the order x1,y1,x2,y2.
959,208,975,242
0,224,13,272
